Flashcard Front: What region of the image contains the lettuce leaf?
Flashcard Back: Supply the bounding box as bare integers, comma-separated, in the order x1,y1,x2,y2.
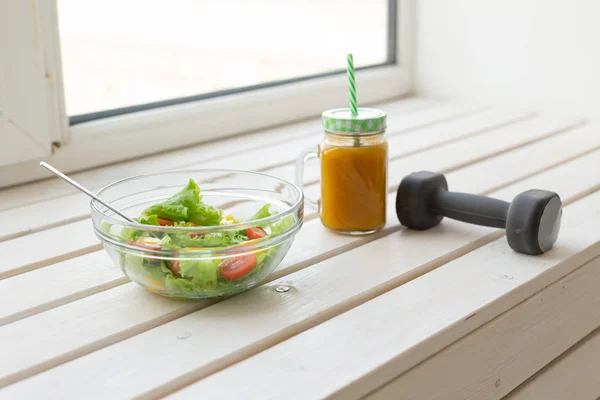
247,204,274,221
123,253,167,283
164,231,245,249
164,275,197,297
136,215,160,226
159,235,180,251
141,179,222,225
100,221,112,235
270,215,295,236
178,258,218,285
101,220,140,242
188,203,223,226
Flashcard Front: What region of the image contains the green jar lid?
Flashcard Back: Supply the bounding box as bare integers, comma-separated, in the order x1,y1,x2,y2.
321,107,387,134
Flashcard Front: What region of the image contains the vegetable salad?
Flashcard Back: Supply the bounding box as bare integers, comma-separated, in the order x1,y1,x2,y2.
101,179,293,297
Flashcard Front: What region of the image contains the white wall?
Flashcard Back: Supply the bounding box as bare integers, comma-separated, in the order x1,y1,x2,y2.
415,0,600,118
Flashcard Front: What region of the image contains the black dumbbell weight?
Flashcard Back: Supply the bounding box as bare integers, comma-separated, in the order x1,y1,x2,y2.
396,171,562,255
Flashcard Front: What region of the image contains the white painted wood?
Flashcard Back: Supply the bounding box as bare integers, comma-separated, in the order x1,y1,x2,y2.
366,254,600,400
0,103,516,280
0,0,67,166
505,328,600,400
489,148,600,204
0,202,399,327
3,150,599,397
0,102,493,282
0,108,584,319
0,98,477,212
0,98,462,211
163,190,600,400
446,123,600,196
9,138,595,327
0,108,557,315
0,252,126,326
305,115,583,201
0,123,48,166
283,107,535,189
0,219,100,280
0,222,491,391
385,107,534,160
0,106,529,243
382,115,585,190
0,66,409,188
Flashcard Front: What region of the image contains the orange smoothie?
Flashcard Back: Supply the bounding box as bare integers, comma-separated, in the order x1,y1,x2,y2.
320,141,388,232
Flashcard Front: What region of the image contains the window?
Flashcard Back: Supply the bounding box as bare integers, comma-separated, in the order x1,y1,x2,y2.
59,0,391,118
1,0,412,188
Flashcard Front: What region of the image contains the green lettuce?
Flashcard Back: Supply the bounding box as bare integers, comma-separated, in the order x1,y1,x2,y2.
159,231,246,249
270,215,295,236
159,235,179,251
113,180,299,297
177,257,218,285
189,203,224,226
248,204,274,221
100,221,139,242
123,253,167,283
164,275,197,297
136,215,160,226
141,179,223,226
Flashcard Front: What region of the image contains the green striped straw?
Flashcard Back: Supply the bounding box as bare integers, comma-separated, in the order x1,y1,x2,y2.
347,53,359,146
347,53,357,115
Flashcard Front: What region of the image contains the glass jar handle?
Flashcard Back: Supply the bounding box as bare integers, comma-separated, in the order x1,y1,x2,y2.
295,145,320,211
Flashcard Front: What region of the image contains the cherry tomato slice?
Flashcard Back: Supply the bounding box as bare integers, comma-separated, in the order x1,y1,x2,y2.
218,253,257,280
127,240,162,251
246,227,268,240
157,217,174,226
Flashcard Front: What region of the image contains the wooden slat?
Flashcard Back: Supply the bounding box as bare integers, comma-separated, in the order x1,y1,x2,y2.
487,148,600,203
276,107,535,186
0,208,398,326
164,187,600,400
0,107,542,281
0,112,564,322
447,124,600,196
0,105,527,243
383,115,586,191
0,220,100,280
0,252,126,326
0,202,406,386
305,116,588,200
504,327,600,400
0,97,454,212
2,138,598,397
365,254,600,400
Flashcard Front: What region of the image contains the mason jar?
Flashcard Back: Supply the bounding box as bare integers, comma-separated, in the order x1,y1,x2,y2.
296,107,388,235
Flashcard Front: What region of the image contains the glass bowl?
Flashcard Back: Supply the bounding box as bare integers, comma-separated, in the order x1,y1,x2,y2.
90,169,303,299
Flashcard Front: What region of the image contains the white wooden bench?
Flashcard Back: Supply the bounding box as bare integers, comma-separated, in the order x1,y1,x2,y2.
1,97,599,399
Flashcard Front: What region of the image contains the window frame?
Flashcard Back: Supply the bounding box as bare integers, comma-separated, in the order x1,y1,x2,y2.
1,0,414,188
0,0,68,168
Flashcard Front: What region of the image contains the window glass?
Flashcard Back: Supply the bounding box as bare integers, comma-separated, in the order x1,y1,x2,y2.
58,0,391,117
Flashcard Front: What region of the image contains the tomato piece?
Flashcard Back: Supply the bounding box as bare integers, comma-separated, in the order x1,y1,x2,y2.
157,217,174,226
246,227,268,240
127,240,161,251
170,260,182,277
218,253,257,280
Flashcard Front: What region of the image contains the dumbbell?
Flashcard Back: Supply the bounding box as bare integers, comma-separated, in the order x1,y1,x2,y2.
395,171,562,255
